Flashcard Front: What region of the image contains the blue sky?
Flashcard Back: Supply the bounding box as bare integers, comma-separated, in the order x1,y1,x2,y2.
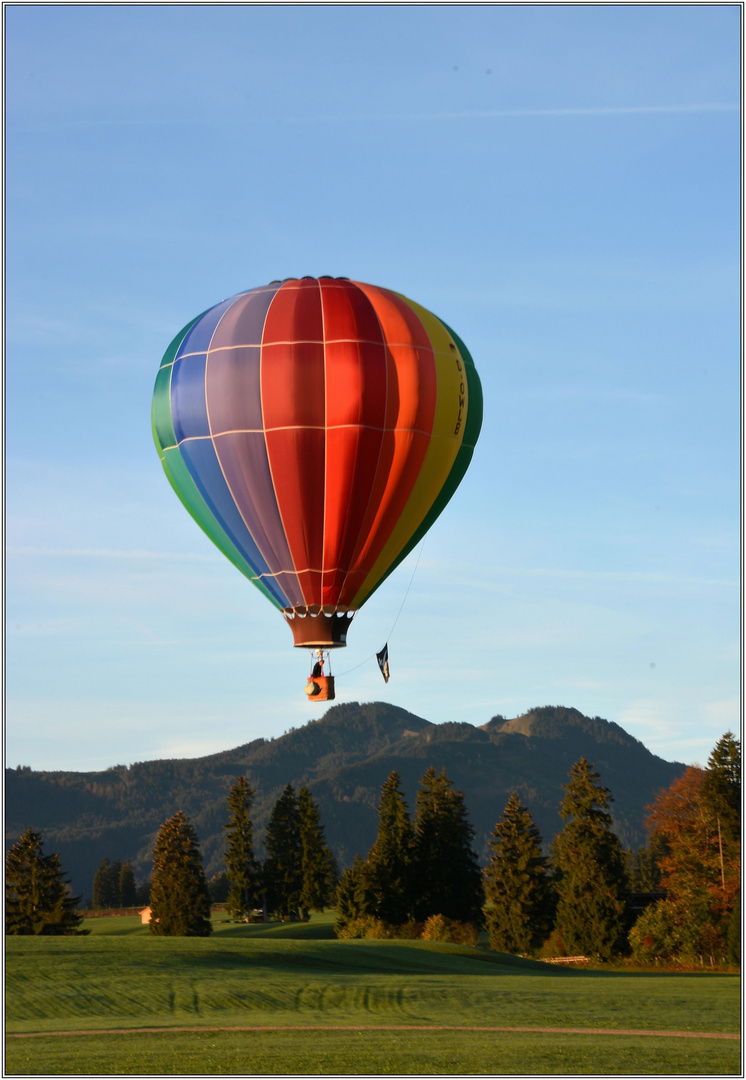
5,4,740,773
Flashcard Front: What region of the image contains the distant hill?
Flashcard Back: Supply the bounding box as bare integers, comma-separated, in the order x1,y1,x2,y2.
5,703,687,899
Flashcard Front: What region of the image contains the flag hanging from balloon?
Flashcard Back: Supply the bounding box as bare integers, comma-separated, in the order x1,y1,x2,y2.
376,644,390,684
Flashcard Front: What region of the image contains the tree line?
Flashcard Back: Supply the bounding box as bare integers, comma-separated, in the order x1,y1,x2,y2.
5,732,740,966
145,780,339,935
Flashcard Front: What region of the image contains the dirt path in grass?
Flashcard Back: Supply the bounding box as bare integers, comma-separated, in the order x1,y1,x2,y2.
7,1025,739,1040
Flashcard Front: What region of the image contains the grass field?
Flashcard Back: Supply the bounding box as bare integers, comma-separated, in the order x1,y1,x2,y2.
5,912,741,1075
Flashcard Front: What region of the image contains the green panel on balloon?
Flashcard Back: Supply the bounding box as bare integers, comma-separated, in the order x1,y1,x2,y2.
161,447,281,609
152,365,177,454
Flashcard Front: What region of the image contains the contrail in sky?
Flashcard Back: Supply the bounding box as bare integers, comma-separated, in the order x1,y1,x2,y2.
9,102,738,133
426,103,738,118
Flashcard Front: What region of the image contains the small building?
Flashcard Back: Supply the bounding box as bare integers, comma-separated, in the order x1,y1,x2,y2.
139,906,152,925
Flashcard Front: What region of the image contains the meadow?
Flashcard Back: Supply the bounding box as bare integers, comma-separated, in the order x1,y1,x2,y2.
5,913,741,1075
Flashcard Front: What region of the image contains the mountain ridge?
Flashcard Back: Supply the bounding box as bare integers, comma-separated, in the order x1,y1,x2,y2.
5,702,687,898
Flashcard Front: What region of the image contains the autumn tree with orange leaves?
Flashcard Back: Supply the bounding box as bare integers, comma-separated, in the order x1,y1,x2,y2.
629,732,740,965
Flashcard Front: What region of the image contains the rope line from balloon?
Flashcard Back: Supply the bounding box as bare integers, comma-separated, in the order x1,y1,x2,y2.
332,538,426,681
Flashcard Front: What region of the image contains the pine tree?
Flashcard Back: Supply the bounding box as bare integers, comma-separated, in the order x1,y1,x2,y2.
702,731,741,841
110,859,122,907
334,854,375,935
368,770,415,925
298,786,336,920
119,861,137,907
5,828,86,935
550,757,628,960
264,785,303,920
627,833,666,892
412,766,483,925
92,857,114,910
149,811,212,936
483,792,552,954
223,776,259,922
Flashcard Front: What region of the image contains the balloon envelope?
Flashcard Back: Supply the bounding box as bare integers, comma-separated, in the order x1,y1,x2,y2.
152,277,482,648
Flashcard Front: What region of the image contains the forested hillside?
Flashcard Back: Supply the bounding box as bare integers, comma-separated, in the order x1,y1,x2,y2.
5,703,686,898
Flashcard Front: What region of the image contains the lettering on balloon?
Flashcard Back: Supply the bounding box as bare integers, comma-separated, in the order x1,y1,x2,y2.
454,353,464,435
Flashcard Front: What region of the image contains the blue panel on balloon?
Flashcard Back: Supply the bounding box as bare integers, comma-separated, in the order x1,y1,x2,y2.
178,437,290,608
171,353,210,442
175,296,238,358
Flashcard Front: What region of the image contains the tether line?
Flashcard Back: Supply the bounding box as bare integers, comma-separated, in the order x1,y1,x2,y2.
333,538,426,680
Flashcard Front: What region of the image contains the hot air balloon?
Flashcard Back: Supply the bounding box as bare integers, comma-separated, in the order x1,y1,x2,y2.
152,276,482,699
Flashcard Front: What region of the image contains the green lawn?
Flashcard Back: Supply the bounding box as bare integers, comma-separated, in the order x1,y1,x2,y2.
5,913,741,1075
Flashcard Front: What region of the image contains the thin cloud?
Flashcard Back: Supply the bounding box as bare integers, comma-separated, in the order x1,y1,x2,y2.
427,103,738,119
7,545,217,561
9,102,738,133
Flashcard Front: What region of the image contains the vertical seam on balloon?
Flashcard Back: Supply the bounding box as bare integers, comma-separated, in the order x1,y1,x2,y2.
260,282,303,610
202,301,268,592
335,281,390,607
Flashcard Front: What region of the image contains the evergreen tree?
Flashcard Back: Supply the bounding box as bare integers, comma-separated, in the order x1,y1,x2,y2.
223,776,259,921
627,833,666,892
5,828,86,936
702,731,741,840
550,757,628,960
92,857,117,910
483,792,552,954
412,767,483,925
208,871,230,904
334,854,375,935
264,785,303,920
149,811,212,936
110,859,122,907
368,770,415,925
119,861,137,907
298,786,336,920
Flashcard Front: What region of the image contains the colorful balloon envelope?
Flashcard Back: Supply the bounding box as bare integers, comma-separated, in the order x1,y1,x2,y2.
152,277,482,649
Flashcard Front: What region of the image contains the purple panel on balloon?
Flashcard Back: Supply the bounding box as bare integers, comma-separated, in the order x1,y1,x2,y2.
207,286,281,432
210,285,280,349
175,295,238,358
206,346,263,433
212,431,302,607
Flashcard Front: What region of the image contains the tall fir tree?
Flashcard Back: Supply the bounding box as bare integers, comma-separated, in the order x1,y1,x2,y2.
550,757,628,959
5,828,86,935
701,731,741,841
111,859,123,906
626,832,666,892
92,858,112,910
413,766,483,925
483,792,552,954
264,785,303,920
334,854,375,935
119,860,137,907
149,811,212,936
223,776,259,921
298,786,337,920
368,770,415,925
